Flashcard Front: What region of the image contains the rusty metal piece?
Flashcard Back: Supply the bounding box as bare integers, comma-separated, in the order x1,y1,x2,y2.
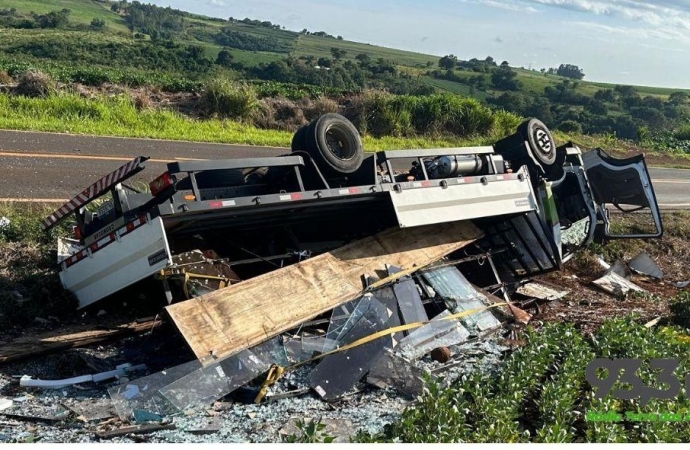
430,347,451,363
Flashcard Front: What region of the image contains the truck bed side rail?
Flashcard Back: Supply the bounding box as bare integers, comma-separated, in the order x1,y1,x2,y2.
42,156,149,231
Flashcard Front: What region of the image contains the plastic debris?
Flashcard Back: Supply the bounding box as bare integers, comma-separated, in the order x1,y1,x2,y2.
628,250,663,279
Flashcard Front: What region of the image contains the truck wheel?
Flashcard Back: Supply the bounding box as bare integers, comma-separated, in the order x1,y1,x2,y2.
517,118,556,167
291,124,309,152
305,113,363,175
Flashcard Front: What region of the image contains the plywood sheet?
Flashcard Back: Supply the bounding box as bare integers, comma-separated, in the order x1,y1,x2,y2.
165,221,482,363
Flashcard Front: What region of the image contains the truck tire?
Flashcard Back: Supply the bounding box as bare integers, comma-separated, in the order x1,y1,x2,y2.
291,124,309,152
517,118,556,167
304,113,363,175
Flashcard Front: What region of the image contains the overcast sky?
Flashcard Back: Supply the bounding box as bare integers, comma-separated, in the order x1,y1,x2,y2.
145,0,690,89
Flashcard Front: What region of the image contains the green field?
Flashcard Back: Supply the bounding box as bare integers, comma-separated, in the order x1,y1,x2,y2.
1,0,130,33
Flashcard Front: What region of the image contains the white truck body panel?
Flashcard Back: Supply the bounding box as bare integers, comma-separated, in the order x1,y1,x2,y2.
59,216,171,309
389,169,536,228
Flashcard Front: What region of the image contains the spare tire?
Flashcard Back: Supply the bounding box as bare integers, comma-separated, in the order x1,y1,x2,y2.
304,113,363,175
517,118,556,167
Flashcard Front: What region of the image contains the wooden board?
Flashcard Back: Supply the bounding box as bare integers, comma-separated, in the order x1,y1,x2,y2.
165,221,482,363
0,319,162,364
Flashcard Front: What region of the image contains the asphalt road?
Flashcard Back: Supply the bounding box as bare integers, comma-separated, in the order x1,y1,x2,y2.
0,129,688,209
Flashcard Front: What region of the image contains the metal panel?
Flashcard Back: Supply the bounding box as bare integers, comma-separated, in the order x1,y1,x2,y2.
389,172,536,228
59,217,172,308
167,156,304,174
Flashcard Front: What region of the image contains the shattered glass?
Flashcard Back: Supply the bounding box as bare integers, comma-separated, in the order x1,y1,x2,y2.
421,266,500,333
159,350,269,411
396,310,470,360
108,359,202,420
367,349,427,398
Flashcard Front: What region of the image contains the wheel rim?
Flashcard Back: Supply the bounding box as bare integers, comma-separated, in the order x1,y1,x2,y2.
324,125,357,161
533,126,553,158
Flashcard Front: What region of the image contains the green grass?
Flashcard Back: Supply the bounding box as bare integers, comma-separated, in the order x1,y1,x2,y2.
0,91,479,150
293,34,436,67
1,0,130,33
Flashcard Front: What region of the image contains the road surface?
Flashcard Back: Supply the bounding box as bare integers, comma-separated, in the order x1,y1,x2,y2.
0,129,688,209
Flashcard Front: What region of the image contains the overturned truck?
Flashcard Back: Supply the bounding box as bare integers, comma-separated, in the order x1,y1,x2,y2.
43,115,661,311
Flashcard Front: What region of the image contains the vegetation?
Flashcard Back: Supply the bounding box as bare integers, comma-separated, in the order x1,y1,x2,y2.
357,315,690,443
1,0,690,152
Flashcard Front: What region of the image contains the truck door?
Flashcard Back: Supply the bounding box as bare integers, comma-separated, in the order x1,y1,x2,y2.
582,148,663,239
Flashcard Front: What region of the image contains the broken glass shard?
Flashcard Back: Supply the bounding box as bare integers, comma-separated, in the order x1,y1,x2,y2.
159,349,269,411
396,309,470,360
108,359,202,420
309,298,393,401
367,349,427,399
421,266,500,333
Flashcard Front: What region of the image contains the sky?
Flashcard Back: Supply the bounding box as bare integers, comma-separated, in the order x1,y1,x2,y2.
145,0,690,89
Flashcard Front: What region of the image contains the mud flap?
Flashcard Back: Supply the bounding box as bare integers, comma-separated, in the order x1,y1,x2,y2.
583,149,662,239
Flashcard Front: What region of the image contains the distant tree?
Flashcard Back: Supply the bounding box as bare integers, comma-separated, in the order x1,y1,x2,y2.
585,98,608,115
557,120,582,134
490,66,521,91
438,54,458,70
355,53,370,66
614,84,638,98
330,47,347,61
484,56,496,66
594,89,616,102
425,61,434,68
90,18,106,30
317,57,332,67
500,60,510,68
303,54,316,65
556,63,585,80
215,48,233,67
337,35,343,40
111,3,119,12
668,91,689,106
35,9,70,28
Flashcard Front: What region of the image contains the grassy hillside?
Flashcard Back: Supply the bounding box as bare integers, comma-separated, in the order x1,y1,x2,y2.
2,0,690,155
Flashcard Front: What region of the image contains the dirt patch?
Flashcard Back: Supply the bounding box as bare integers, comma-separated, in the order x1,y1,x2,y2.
527,213,690,334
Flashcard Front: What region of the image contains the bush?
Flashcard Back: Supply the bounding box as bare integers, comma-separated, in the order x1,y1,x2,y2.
254,97,306,130
302,96,339,121
670,291,690,327
14,71,56,98
673,124,690,141
557,120,582,134
0,70,11,84
201,78,258,120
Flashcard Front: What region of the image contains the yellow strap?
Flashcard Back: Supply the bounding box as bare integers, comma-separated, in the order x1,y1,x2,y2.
290,302,509,369
251,302,508,402
254,364,285,403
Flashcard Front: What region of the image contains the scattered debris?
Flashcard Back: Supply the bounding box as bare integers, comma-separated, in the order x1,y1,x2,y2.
96,423,176,439
593,267,646,296
66,399,117,422
628,251,663,279
165,221,482,363
20,363,146,389
0,398,12,411
516,281,569,301
430,347,451,363
0,319,162,364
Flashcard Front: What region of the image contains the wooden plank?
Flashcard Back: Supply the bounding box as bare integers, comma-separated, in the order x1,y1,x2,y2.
0,319,162,364
165,221,482,363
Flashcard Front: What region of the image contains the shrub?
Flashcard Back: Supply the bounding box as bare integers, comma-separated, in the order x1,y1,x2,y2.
302,96,339,121
254,97,306,130
670,291,690,327
673,124,690,141
557,120,582,134
201,78,258,120
14,71,56,98
0,70,11,84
